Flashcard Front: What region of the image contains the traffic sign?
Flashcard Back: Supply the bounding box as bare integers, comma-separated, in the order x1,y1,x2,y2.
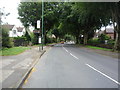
37,20,40,29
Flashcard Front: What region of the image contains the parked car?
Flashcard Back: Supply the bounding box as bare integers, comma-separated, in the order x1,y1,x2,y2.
60,41,64,44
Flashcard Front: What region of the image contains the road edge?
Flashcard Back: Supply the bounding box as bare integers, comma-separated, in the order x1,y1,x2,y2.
11,50,46,89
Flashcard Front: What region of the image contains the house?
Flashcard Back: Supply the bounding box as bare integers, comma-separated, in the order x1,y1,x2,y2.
17,27,25,37
94,30,104,38
94,28,115,40
104,28,115,40
2,24,25,37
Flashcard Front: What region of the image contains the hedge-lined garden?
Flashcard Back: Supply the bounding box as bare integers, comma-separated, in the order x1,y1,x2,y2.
87,34,115,49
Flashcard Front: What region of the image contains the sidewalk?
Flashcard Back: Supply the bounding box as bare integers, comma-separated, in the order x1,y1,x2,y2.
0,46,50,89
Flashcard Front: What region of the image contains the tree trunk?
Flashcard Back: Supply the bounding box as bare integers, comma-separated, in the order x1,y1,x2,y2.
76,36,79,44
113,32,118,51
83,33,88,45
115,3,120,52
111,2,120,51
56,36,58,43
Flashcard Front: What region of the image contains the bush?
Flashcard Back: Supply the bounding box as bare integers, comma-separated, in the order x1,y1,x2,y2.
24,30,31,41
30,33,37,45
98,34,110,44
1,28,14,48
97,44,113,49
88,38,100,46
14,36,27,46
46,36,56,44
108,40,115,45
88,38,114,49
31,34,38,45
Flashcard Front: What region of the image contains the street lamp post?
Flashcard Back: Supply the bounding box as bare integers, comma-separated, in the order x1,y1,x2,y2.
41,0,44,50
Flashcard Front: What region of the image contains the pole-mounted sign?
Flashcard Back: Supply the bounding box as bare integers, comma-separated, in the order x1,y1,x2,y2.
39,36,41,44
37,20,40,29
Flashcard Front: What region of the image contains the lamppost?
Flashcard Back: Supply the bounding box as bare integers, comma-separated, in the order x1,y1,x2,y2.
41,0,44,50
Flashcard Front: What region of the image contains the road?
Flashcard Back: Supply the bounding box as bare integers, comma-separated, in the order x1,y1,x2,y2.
22,44,119,88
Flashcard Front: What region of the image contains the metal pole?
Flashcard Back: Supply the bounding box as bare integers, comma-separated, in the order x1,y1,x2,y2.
41,0,44,50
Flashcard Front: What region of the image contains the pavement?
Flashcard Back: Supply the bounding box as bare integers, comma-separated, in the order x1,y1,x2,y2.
22,43,119,88
0,46,50,89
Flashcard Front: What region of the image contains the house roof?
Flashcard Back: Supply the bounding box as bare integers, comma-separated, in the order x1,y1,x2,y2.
17,27,24,32
97,30,104,34
105,28,114,34
2,24,14,30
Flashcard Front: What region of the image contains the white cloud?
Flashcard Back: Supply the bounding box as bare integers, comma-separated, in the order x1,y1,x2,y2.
0,0,23,27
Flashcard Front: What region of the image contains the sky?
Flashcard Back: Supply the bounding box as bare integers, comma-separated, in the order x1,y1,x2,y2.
0,0,23,27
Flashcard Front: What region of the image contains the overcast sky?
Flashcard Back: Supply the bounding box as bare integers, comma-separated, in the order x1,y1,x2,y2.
0,0,23,27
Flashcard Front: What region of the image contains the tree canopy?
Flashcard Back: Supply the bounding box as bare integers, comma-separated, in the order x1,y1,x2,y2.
18,2,120,50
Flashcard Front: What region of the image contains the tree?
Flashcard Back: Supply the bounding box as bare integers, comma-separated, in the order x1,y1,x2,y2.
18,2,120,51
1,27,14,48
18,2,63,44
24,30,31,42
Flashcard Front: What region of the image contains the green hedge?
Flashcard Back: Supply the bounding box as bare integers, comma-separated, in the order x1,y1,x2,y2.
88,38,115,49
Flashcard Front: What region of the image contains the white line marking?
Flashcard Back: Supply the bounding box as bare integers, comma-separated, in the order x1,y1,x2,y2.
63,47,69,52
70,53,79,60
65,49,69,52
63,47,79,60
86,64,120,85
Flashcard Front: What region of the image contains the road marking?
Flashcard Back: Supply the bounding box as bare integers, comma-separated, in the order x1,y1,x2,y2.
63,46,79,60
63,47,69,52
70,53,79,60
86,64,120,85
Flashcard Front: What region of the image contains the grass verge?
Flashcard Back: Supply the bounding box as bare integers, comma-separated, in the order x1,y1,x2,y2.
0,47,30,56
86,45,112,51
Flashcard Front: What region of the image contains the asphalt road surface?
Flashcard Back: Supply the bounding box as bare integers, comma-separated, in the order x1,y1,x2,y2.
22,44,119,88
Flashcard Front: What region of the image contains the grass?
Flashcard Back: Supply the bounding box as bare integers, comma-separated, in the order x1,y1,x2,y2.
86,45,112,51
0,47,30,56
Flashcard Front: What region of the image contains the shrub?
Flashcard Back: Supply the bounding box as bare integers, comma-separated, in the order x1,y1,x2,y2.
24,30,31,41
14,36,27,46
88,38,100,46
46,36,56,44
29,33,37,45
108,40,115,45
98,34,110,44
31,34,38,45
88,38,114,49
97,44,113,49
1,28,14,48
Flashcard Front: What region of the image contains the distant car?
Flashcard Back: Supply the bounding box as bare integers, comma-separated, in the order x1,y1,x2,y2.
60,41,64,44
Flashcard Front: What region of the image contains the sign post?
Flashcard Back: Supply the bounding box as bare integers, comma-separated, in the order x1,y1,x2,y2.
37,20,43,51
37,20,40,29
38,36,42,51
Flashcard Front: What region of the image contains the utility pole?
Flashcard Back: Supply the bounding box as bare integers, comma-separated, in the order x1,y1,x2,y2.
41,0,44,50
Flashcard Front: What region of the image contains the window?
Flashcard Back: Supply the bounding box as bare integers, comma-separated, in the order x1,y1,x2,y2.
13,30,16,34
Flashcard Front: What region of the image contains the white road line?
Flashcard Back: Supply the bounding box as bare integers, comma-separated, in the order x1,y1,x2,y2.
86,64,120,85
65,49,69,52
63,47,69,52
63,47,79,60
70,53,79,60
